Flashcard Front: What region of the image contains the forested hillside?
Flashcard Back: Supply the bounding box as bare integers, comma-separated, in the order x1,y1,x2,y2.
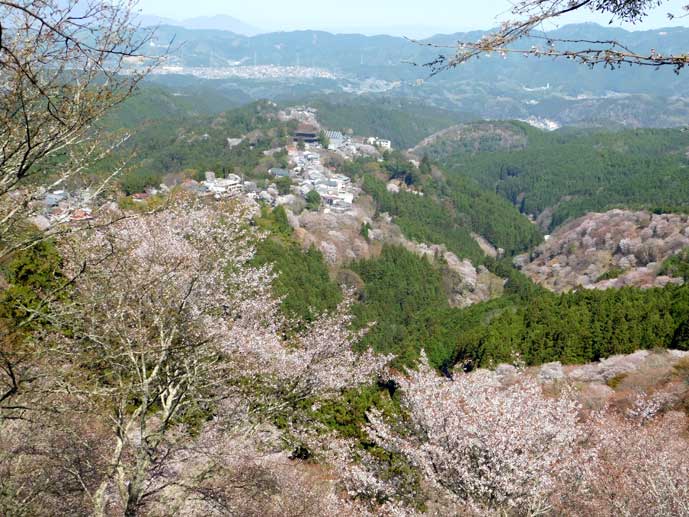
102,93,689,235
305,97,473,149
6,0,689,514
94,99,689,377
351,246,449,366
260,197,689,374
100,84,241,129
252,206,342,324
405,285,689,370
438,126,689,230
103,101,295,193
343,154,543,262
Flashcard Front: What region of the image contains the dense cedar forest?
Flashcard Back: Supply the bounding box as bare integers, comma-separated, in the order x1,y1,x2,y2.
405,282,689,370
252,206,342,323
351,246,450,366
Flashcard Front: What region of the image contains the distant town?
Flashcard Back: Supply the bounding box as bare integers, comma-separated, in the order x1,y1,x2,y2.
151,65,340,81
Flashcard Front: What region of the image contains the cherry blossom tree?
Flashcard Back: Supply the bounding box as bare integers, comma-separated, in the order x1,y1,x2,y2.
0,193,390,515
0,0,158,435
578,409,689,516
366,354,591,515
40,197,266,515
142,422,373,517
227,293,390,405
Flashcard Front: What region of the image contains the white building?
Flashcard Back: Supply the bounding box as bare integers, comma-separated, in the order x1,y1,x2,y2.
325,130,345,150
366,137,392,150
203,173,243,197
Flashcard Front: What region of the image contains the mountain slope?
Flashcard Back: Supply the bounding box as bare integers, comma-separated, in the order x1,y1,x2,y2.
440,126,689,230
100,83,242,129
306,97,474,149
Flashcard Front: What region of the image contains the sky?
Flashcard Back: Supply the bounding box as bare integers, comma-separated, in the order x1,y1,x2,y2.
137,0,689,36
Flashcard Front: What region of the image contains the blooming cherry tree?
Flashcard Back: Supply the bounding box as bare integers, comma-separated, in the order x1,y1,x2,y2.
45,196,272,515
581,409,689,517
33,194,389,515
366,354,589,515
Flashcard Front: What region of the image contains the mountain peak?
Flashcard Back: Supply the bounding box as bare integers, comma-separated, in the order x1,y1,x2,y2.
138,13,262,36
181,15,262,35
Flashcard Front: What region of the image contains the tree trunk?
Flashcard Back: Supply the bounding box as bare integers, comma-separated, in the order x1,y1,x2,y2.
93,434,126,517
123,452,151,517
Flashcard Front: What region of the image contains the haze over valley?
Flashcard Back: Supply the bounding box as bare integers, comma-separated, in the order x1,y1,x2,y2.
134,20,689,128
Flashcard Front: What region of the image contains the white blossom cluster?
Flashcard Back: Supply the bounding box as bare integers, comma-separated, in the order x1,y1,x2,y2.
366,354,587,514
226,291,391,401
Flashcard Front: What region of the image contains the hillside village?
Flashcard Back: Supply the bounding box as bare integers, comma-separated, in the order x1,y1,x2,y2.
35,105,393,224
171,106,393,212
31,105,511,311
33,106,689,310
32,106,689,306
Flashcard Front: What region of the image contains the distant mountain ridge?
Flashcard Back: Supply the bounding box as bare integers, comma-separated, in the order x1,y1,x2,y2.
146,22,689,74
138,22,689,129
138,13,262,36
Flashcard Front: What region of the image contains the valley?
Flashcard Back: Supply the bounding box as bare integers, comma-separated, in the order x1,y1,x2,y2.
83,90,689,373
3,3,689,514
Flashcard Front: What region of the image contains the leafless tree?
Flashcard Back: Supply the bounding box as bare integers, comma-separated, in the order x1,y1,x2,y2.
0,0,157,260
422,0,689,74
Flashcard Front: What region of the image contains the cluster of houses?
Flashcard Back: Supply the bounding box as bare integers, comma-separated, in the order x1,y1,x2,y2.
38,189,94,225
321,130,392,160
201,172,244,197
124,105,393,216
129,172,255,204
32,104,395,232
244,112,395,212
365,136,392,150
255,145,356,213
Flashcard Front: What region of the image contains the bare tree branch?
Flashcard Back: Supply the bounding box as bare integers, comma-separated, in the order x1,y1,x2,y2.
0,0,162,262
424,0,689,75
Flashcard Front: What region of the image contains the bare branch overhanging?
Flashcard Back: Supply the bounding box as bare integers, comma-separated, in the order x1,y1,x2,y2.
422,0,689,75
0,0,163,261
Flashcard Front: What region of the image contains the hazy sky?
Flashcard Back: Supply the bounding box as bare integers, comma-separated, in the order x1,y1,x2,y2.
137,0,689,35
